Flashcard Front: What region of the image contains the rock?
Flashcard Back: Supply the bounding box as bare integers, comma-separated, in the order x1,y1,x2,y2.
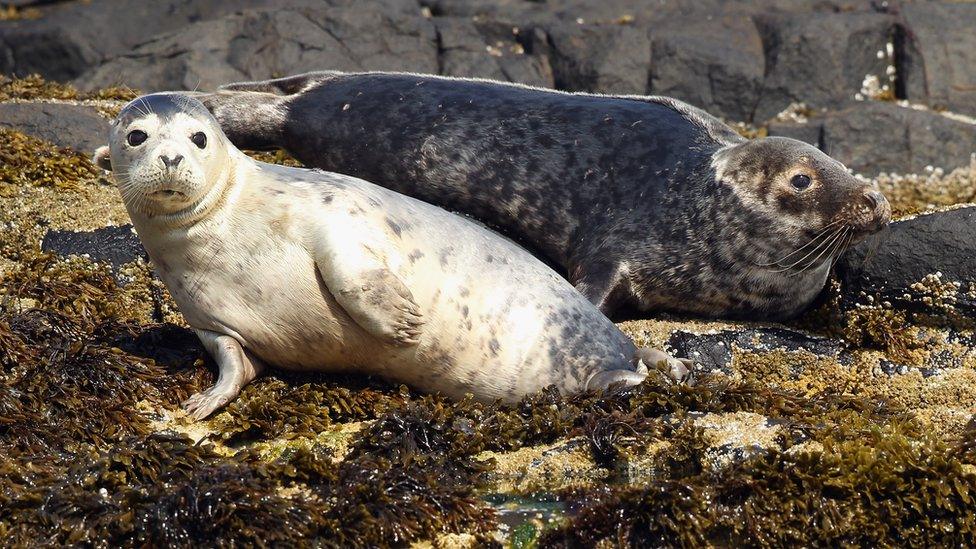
752,12,894,121
768,101,976,175
0,102,108,155
897,3,976,117
766,119,822,149
694,411,782,472
546,22,650,94
821,102,976,175
434,17,553,88
0,0,282,82
666,327,845,374
76,3,439,92
837,206,976,318
479,437,606,493
649,14,764,122
41,224,147,269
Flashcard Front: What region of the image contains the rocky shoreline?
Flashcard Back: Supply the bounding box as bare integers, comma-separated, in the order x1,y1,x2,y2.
2,0,976,546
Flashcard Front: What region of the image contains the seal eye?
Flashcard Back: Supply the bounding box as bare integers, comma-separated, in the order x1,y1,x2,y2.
191,132,207,149
126,130,147,147
791,174,812,191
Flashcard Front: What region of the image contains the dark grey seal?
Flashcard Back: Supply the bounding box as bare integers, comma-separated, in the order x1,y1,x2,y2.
200,71,891,320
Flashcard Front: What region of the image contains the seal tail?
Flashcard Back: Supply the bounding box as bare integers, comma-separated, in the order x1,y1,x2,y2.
219,71,342,96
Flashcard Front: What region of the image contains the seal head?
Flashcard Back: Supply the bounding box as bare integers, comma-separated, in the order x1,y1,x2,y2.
712,136,891,275
96,93,231,221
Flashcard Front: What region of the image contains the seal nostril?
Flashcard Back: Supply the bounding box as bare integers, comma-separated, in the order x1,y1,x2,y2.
160,154,184,169
863,190,884,210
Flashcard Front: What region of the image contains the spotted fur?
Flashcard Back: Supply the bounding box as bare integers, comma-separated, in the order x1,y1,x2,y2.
201,71,891,320
96,93,681,420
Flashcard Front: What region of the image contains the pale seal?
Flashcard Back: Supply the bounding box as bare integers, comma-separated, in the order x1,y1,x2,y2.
93,93,690,420
200,71,892,320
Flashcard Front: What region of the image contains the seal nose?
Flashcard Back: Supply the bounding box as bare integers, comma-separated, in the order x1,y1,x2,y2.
160,154,183,169
861,189,891,232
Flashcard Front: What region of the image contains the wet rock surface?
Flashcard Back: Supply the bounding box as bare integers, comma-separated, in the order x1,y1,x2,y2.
897,3,976,118
769,101,976,176
41,224,146,268
837,206,976,317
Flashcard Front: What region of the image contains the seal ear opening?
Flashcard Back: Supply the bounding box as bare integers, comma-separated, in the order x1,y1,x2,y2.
93,146,112,172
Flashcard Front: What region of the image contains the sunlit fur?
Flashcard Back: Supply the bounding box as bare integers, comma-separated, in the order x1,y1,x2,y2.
198,71,892,321
94,93,674,419
106,95,232,226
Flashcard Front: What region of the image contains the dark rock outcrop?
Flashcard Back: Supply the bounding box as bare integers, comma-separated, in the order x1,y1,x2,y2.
76,2,439,92
546,22,650,94
0,102,108,154
769,101,976,175
0,0,281,82
897,2,976,118
751,12,894,122
434,17,553,88
648,13,764,122
41,224,147,269
837,206,976,318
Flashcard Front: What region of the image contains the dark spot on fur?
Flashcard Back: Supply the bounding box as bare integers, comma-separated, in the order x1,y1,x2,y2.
488,338,500,357
408,249,425,264
459,287,470,298
438,247,454,267
385,218,403,237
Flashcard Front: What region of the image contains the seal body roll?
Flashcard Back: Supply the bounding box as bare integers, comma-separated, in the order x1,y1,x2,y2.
202,71,891,320
94,93,688,420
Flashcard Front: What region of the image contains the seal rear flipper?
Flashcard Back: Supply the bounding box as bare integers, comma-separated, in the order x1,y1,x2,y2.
196,90,288,151
636,347,695,385
586,368,647,392
219,71,343,95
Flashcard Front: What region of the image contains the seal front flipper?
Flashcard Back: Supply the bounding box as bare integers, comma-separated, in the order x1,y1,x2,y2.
183,330,266,421
315,220,425,346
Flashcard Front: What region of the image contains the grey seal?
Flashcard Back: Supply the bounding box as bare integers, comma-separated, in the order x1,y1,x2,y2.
200,71,892,320
93,93,690,420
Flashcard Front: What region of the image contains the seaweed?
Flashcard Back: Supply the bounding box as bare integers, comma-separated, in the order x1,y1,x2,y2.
210,374,407,444
539,412,976,547
0,74,138,102
0,128,100,191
